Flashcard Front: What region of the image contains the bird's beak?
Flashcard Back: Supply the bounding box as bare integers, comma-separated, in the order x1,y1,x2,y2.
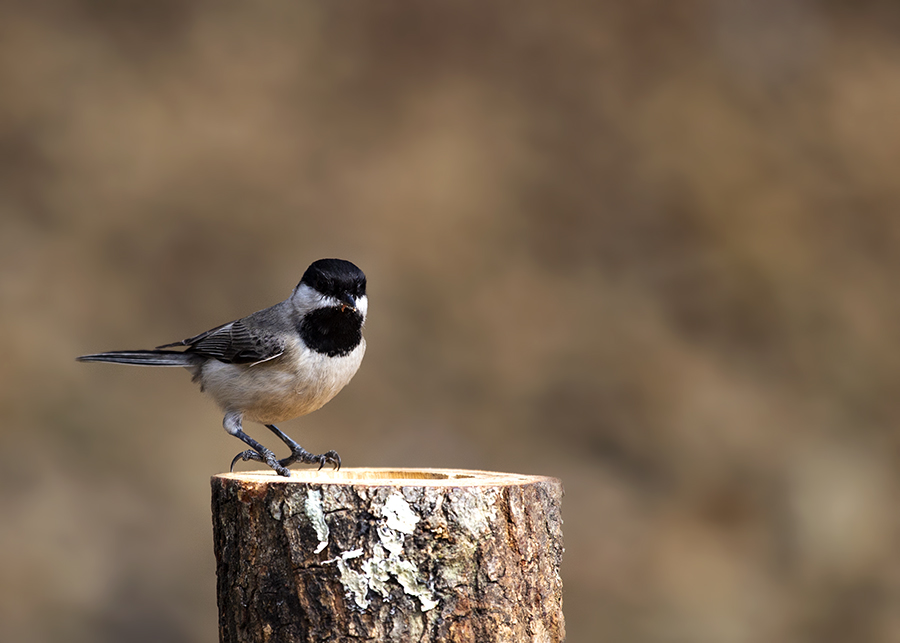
339,296,357,313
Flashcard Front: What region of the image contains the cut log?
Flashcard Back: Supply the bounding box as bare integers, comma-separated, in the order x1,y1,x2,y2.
211,468,564,642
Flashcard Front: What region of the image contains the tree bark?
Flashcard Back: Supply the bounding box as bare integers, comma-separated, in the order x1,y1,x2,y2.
211,468,564,643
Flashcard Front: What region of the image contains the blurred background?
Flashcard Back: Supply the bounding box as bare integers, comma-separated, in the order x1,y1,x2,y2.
2,1,900,641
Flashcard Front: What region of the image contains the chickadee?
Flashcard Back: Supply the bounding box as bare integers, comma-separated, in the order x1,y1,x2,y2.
77,258,367,476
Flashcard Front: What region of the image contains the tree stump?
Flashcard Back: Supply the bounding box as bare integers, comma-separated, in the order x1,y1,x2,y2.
211,468,564,643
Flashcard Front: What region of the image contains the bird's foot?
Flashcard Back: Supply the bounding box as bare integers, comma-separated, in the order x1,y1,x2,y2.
230,447,340,473
230,449,291,477
260,424,341,471
282,447,341,471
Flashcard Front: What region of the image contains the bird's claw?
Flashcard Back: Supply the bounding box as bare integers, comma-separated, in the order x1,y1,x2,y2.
282,446,341,471
316,450,341,471
230,449,291,477
230,449,260,472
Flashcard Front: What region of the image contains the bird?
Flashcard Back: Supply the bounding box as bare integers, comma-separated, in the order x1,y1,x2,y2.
77,258,367,476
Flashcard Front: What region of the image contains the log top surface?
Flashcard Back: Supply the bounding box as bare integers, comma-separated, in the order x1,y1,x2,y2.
215,467,558,487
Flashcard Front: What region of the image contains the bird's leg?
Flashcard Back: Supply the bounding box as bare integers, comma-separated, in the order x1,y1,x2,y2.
223,412,290,477
264,424,342,471
228,424,342,472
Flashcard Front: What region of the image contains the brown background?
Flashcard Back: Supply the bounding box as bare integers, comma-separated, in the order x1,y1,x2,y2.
2,1,900,642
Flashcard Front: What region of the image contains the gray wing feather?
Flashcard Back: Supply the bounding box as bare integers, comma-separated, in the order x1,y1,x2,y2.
156,312,287,365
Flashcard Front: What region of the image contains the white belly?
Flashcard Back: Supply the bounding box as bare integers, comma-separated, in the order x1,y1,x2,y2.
196,337,365,423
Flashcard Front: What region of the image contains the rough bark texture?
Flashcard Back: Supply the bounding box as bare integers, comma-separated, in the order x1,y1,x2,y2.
211,468,564,643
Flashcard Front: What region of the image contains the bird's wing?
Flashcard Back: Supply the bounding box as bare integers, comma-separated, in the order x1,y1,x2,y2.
157,319,285,365
156,321,233,349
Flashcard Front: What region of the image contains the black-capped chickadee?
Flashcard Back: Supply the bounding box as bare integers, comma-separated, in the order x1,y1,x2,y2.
77,258,367,476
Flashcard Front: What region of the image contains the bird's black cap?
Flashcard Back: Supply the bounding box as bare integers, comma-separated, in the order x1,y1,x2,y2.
300,259,367,300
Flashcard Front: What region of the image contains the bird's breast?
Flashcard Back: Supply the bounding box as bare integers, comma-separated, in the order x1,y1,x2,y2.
198,337,365,423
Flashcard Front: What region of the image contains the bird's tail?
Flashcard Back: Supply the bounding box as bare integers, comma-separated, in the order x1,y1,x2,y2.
76,350,195,367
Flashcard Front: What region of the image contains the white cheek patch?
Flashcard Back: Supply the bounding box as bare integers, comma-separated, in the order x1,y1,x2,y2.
355,295,368,320
293,283,329,309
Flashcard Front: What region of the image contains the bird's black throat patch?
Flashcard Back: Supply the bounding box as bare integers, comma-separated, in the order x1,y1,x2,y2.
298,308,364,357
